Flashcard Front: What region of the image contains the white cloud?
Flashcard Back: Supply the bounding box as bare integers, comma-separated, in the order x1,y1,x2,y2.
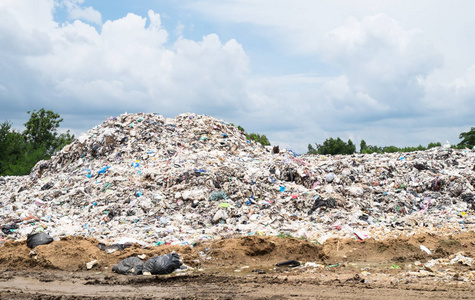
322,14,441,79
319,14,443,121
174,22,185,37
421,63,475,126
231,9,470,151
0,0,55,56
0,1,251,132
188,0,475,90
61,0,102,25
453,65,475,95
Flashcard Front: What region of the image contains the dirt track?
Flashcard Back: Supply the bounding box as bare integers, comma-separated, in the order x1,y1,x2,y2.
1,233,475,299
1,270,473,299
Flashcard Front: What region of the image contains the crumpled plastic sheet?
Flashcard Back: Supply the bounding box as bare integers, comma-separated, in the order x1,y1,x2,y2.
112,257,144,275
143,253,182,275
26,232,53,249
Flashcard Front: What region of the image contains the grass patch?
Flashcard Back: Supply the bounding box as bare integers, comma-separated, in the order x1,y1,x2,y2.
277,233,294,239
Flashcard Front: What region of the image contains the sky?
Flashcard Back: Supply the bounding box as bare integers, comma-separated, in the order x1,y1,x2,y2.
1,0,474,153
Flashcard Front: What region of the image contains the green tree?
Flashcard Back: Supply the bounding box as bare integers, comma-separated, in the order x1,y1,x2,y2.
258,134,270,146
23,109,63,154
0,121,32,175
5,143,47,175
0,121,12,156
246,132,270,146
237,125,271,146
54,130,75,151
315,137,356,155
360,139,368,153
347,139,356,154
458,127,475,149
382,145,399,153
427,142,441,149
1,109,75,176
362,144,382,154
307,143,318,154
0,121,16,174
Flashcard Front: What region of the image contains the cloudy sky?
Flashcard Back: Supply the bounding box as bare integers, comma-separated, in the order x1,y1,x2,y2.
1,0,474,152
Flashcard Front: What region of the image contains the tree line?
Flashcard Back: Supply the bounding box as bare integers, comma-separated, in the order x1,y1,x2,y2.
0,109,74,176
236,125,270,146
307,127,475,155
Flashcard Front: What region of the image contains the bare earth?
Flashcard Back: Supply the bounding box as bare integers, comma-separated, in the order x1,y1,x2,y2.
1,232,475,299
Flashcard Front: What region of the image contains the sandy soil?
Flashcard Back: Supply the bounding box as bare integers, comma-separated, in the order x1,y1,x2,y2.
1,233,475,299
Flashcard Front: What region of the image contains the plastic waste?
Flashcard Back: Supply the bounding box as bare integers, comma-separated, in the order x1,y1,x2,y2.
86,260,98,270
1,224,18,235
325,173,335,183
98,242,133,253
1,112,475,250
112,257,144,275
209,191,228,201
142,253,182,275
420,245,432,255
26,232,53,249
449,253,472,266
276,260,301,267
98,166,110,174
308,197,337,214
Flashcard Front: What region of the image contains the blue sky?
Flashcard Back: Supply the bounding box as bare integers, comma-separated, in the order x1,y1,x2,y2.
1,0,475,152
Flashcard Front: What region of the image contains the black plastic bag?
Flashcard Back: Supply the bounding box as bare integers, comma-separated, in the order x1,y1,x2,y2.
27,232,53,249
308,197,337,214
143,253,182,275
1,223,18,235
276,260,301,268
112,257,144,275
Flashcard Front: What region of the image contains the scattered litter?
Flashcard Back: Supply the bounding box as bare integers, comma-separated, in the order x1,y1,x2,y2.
86,260,98,270
354,231,370,242
26,232,53,249
450,253,473,267
142,253,182,275
420,245,432,255
251,268,266,274
98,242,133,253
361,271,371,276
112,257,144,275
276,260,301,268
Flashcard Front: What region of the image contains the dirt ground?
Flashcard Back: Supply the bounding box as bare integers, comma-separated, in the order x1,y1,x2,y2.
1,232,475,299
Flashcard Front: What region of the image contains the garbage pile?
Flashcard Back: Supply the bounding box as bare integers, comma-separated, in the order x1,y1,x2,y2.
112,253,182,275
1,113,474,246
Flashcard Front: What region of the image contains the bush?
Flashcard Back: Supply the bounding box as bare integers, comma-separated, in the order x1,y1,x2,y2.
309,138,356,155
0,109,74,176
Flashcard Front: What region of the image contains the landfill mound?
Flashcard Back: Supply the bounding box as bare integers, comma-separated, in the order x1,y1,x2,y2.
1,112,475,246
